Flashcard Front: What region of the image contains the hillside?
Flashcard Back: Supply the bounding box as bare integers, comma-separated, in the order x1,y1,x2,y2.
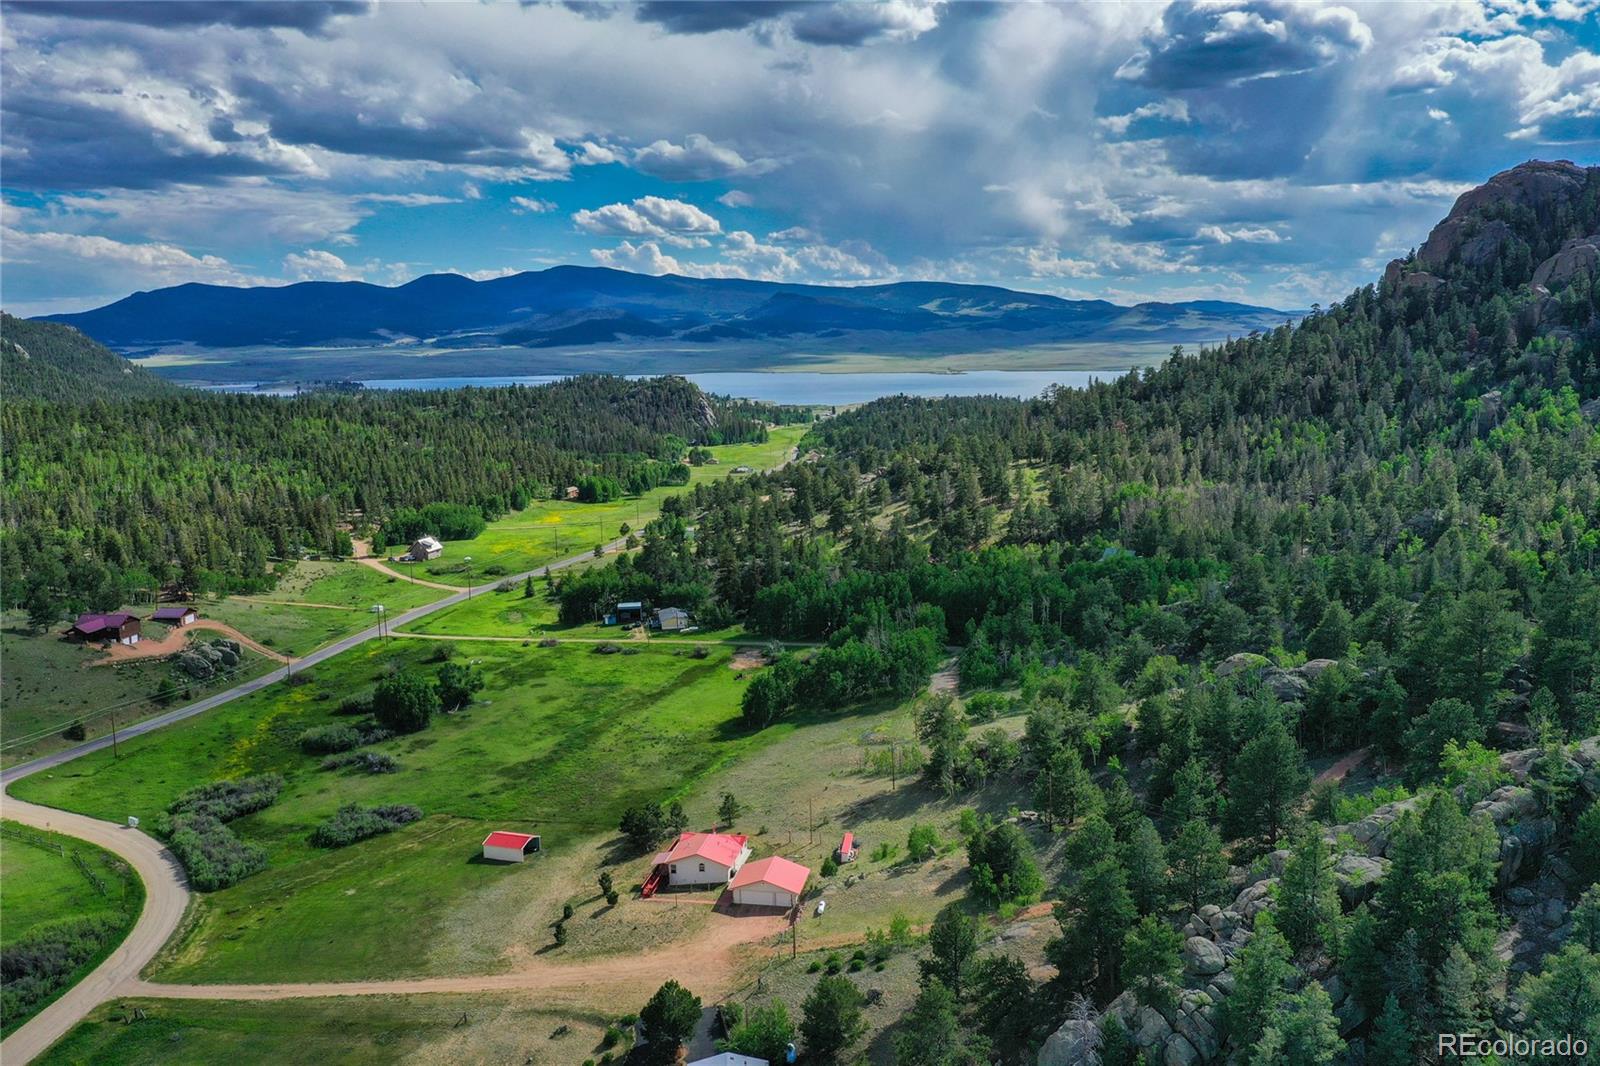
36,268,1289,354
0,313,181,402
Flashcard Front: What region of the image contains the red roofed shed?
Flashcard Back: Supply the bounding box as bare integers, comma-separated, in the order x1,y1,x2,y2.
482,830,540,863
730,855,811,909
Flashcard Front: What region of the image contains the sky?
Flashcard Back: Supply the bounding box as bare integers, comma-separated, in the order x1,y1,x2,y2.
1,0,1597,317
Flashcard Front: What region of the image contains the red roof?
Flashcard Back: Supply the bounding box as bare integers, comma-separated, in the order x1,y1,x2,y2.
483,831,536,849
69,612,139,634
151,606,196,621
731,855,810,895
652,831,748,869
840,832,854,854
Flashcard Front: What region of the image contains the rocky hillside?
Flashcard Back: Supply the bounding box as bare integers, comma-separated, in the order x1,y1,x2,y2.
0,313,182,402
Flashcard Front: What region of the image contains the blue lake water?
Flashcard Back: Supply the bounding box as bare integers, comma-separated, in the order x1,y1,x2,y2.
210,369,1129,405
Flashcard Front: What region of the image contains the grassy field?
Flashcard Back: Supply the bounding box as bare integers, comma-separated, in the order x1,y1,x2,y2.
1,822,145,1035
11,639,778,983
416,425,808,588
0,614,272,768
201,562,450,658
37,995,613,1066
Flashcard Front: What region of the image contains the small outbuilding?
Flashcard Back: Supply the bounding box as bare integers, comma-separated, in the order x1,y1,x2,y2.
409,535,444,561
66,612,142,646
730,855,810,909
655,606,691,632
151,606,198,627
689,1056,768,1066
836,832,857,864
482,830,541,863
615,601,645,625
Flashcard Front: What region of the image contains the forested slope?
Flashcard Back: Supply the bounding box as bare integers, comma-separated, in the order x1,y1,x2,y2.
1,313,179,402
1,333,776,614
557,160,1600,1063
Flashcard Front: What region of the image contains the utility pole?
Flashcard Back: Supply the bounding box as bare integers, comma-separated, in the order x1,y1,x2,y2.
110,709,119,758
808,796,814,844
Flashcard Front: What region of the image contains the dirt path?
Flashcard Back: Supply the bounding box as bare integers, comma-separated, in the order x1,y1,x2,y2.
228,597,367,611
352,555,461,591
928,657,960,695
0,799,192,1066
1315,746,1371,787
89,619,289,665
121,909,789,1006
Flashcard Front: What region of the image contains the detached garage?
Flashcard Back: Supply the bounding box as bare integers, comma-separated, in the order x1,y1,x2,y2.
730,856,810,909
482,831,540,863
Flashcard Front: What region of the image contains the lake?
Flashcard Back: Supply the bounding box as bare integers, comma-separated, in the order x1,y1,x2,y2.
209,369,1130,405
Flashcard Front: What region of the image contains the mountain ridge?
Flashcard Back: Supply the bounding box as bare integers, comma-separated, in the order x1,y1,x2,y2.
36,265,1292,353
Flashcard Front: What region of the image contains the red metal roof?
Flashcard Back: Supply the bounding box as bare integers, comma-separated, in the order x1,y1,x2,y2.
151,606,196,621
840,832,853,853
730,855,810,895
69,612,139,634
483,831,536,849
652,831,748,869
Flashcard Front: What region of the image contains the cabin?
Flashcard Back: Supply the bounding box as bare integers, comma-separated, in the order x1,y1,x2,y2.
730,856,810,909
645,832,750,895
409,535,443,561
66,612,142,646
481,830,541,863
654,606,691,632
151,606,198,628
615,601,645,625
835,832,858,864
564,485,580,500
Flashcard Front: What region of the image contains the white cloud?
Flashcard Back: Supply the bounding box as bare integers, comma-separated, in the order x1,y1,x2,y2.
359,192,459,206
1195,224,1286,244
283,248,363,281
511,196,557,214
717,190,754,208
1098,98,1190,136
572,195,722,246
632,133,773,181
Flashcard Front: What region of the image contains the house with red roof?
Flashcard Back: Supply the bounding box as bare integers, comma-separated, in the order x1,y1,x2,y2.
482,830,541,863
730,855,811,909
65,612,142,645
649,831,751,891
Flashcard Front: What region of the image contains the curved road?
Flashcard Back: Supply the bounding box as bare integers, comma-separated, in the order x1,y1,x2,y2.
0,537,623,1064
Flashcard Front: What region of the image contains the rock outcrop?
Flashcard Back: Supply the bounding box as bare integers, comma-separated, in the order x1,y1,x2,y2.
1039,738,1600,1066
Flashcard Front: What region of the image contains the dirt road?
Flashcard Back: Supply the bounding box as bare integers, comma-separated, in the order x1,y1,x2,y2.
1314,746,1371,786
0,798,191,1065
89,619,289,665
121,909,789,1007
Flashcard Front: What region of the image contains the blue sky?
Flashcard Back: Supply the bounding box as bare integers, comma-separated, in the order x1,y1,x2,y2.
2,0,1597,316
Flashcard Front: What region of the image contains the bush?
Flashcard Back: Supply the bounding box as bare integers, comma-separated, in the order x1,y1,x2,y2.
308,803,423,848
320,752,399,774
907,823,940,861
372,672,440,734
297,719,393,755
333,694,373,717
166,813,268,890
61,720,87,741
821,855,839,878
168,774,283,822
1,915,125,1026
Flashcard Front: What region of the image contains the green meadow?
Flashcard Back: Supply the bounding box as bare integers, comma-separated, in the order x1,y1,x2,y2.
419,424,808,587
10,639,777,983
201,561,450,657
1,822,144,1035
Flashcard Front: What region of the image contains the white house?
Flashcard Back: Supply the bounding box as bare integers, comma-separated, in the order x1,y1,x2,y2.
656,606,691,632
409,535,443,561
651,831,751,888
482,830,540,863
730,855,810,909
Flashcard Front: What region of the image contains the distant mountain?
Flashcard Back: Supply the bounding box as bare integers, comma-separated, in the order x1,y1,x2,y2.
0,313,182,401
37,267,1291,353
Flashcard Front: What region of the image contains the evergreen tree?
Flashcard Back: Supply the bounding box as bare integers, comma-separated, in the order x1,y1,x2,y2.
1167,819,1229,915
801,975,867,1063
971,954,1039,1066
894,978,987,1066
1121,915,1183,1012
1224,913,1292,1053
1339,905,1386,1015
1519,944,1600,1063
921,903,979,1000
1276,827,1340,957
1225,713,1308,845
1124,818,1169,917
638,980,702,1066
1251,981,1343,1066
1366,994,1417,1066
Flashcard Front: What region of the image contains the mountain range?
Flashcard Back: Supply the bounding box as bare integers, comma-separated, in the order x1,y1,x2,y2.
38,268,1291,354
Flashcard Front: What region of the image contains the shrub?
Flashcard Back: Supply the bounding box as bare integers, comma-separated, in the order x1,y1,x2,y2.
168,774,283,822
333,694,373,716
0,915,125,1025
821,855,839,878
166,813,267,891
308,804,423,848
907,823,940,861
320,752,399,774
61,720,87,741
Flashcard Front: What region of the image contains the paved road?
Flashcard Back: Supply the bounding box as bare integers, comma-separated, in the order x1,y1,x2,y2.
0,538,622,1064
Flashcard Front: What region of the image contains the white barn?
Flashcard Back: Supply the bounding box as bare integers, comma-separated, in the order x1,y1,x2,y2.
482,831,540,863
410,535,443,561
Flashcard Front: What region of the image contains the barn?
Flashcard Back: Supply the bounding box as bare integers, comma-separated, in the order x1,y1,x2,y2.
615,601,645,625
730,856,810,909
152,606,198,627
648,831,750,891
66,612,142,646
410,535,444,561
655,606,691,632
689,1055,768,1066
481,830,540,863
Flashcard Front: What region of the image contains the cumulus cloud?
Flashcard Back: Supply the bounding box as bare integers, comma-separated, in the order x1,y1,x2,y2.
717,190,755,208
1118,1,1373,89
7,1,373,32
632,134,774,181
790,1,943,46
511,196,558,214
1195,224,1286,244
1098,99,1191,136
572,195,722,246
632,1,804,35
283,248,363,281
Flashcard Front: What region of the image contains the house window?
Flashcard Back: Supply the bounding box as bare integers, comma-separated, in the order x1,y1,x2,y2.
698,862,706,872
670,864,677,874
